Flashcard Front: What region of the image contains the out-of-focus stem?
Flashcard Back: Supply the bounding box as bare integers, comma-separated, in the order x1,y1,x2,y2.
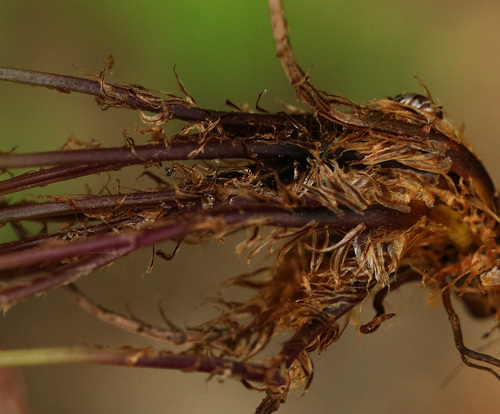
63,285,191,344
0,247,133,309
0,346,286,386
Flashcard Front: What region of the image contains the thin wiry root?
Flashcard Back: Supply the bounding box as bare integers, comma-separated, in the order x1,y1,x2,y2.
442,286,500,379
63,285,191,345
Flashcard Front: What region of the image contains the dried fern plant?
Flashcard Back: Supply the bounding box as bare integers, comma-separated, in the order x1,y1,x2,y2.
1,1,500,413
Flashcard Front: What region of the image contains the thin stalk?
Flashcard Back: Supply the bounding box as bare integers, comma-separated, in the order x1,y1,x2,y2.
0,142,310,197
0,202,429,307
0,163,129,196
63,285,192,345
0,68,494,202
0,346,286,386
441,285,500,379
0,67,309,137
0,203,429,271
0,190,178,223
0,247,133,308
0,142,309,169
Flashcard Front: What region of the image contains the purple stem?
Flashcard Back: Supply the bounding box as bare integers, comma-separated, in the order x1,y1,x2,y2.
0,247,133,307
102,351,286,386
0,67,308,137
79,347,287,386
0,202,428,306
0,163,128,196
0,142,309,169
0,217,140,256
0,203,428,271
0,190,177,223
0,67,494,202
0,142,309,196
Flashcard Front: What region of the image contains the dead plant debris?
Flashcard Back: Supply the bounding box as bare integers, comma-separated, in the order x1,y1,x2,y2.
0,1,499,413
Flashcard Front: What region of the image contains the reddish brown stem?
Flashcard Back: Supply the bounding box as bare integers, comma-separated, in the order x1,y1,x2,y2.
0,203,429,270
0,67,495,204
0,201,428,307
0,246,133,309
0,142,309,169
0,190,177,223
0,67,310,138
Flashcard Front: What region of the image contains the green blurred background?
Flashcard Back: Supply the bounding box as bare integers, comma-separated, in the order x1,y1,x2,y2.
1,1,500,413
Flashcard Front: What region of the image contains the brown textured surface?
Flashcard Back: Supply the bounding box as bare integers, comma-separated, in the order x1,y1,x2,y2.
1,1,500,413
